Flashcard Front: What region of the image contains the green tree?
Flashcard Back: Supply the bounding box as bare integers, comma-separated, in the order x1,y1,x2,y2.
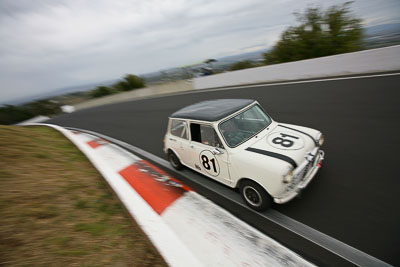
114,74,145,92
25,100,61,116
0,105,33,125
264,2,363,65
0,99,61,125
90,86,117,98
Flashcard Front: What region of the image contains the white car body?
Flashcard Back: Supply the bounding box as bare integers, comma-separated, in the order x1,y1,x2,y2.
163,99,324,209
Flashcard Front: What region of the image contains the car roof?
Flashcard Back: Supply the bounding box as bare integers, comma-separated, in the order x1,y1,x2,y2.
170,99,256,122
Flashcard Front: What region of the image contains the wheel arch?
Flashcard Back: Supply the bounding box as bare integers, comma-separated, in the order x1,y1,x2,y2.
236,177,272,197
167,147,180,160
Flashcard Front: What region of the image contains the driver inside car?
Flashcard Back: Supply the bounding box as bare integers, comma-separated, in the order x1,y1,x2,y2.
220,119,246,147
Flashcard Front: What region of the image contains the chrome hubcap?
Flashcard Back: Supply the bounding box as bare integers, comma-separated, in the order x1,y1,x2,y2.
243,185,262,207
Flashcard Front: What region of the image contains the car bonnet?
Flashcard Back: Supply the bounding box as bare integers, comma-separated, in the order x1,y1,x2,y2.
245,124,317,168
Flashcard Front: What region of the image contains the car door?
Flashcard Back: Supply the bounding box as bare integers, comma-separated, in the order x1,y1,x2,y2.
187,123,231,185
168,119,190,164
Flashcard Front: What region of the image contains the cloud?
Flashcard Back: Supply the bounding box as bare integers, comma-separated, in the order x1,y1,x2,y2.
0,0,399,103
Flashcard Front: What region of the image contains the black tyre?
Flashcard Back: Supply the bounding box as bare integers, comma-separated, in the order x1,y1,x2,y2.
239,180,272,211
168,150,183,170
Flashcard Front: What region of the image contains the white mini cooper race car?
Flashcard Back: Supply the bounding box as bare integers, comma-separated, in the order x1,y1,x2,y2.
163,99,324,211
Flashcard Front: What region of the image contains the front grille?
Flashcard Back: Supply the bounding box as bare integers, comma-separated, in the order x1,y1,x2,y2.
292,151,318,185
297,161,312,181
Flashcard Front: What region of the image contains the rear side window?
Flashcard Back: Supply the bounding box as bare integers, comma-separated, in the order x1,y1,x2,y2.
170,120,188,139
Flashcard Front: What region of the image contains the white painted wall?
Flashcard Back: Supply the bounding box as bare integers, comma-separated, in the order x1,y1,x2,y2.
194,45,400,89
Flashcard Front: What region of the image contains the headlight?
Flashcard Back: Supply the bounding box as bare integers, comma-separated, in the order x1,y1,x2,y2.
283,169,294,184
316,132,325,146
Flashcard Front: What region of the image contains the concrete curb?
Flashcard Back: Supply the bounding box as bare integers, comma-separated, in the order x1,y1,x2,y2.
25,123,202,267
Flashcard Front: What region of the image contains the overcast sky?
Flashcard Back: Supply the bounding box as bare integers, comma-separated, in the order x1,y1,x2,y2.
1,0,399,104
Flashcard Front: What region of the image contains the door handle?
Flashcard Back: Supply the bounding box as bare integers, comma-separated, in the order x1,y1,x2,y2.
169,138,177,142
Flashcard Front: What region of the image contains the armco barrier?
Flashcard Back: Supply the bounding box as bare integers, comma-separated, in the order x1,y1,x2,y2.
194,45,400,89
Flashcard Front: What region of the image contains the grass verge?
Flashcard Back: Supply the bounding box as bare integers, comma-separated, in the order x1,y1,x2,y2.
0,125,167,266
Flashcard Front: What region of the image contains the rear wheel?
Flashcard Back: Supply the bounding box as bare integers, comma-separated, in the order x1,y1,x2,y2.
168,150,183,170
240,180,272,211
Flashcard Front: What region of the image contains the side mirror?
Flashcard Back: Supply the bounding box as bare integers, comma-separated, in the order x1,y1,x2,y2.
212,148,224,155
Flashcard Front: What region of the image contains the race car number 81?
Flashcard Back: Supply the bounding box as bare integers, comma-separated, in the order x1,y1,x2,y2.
201,155,217,172
272,133,299,148
199,150,220,176
267,132,305,150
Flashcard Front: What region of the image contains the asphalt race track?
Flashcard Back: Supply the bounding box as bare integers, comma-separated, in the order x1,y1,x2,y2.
48,73,400,265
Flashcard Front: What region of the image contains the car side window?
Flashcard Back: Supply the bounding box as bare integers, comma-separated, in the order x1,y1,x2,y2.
190,123,224,148
170,120,188,139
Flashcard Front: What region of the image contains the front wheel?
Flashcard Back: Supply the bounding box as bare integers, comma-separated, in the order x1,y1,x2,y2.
168,150,183,170
240,180,272,211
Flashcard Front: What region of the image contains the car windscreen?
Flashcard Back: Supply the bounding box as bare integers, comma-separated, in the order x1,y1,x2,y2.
219,105,272,147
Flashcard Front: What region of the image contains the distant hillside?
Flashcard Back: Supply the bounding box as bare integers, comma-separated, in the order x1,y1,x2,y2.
365,23,400,36
364,23,400,49
2,79,118,106
212,49,267,70
142,48,268,84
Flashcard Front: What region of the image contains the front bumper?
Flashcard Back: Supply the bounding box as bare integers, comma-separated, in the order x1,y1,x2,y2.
274,149,325,204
